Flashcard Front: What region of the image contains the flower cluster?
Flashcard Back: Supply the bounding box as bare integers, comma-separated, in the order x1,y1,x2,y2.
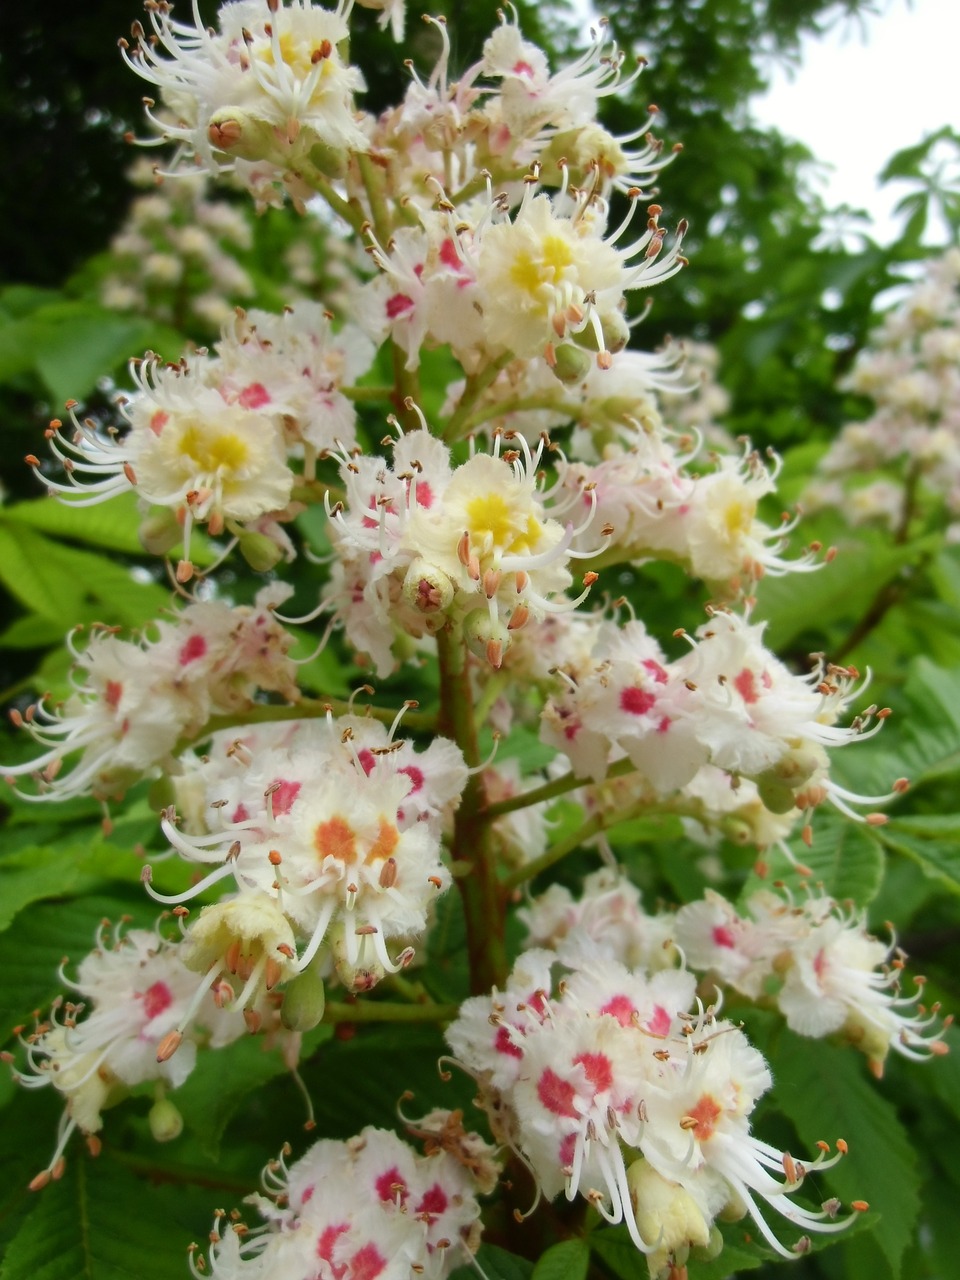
32,301,374,578
194,1117,497,1280
805,249,960,535
155,714,466,993
3,586,298,803
520,870,950,1076
4,920,250,1189
448,948,863,1276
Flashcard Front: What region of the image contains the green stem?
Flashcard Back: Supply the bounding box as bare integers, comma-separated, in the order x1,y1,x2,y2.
502,798,651,892
436,626,508,994
442,353,514,443
356,151,393,245
295,162,366,234
482,756,638,821
322,1000,459,1024
462,394,566,433
342,385,396,402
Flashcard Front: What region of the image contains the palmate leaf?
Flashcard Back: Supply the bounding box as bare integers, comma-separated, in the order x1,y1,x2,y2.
4,493,146,555
878,815,960,895
0,1152,208,1280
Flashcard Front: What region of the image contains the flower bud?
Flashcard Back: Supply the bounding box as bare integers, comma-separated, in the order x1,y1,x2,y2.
462,609,511,669
572,307,630,356
207,108,278,162
280,963,327,1032
148,1096,184,1143
330,923,385,994
548,342,593,385
139,507,182,556
402,558,455,615
238,529,285,572
626,1157,712,1273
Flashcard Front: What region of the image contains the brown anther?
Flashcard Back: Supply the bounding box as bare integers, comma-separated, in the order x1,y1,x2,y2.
456,531,471,567
176,559,195,584
156,1029,183,1062
243,1009,262,1035
851,1200,869,1213
582,571,599,587
427,875,443,889
515,571,528,592
486,639,503,668
865,813,888,826
268,849,282,866
835,1138,848,1154
24,454,41,467
264,957,282,990
483,569,502,599
276,943,295,959
355,925,377,936
224,939,242,974
507,604,530,631
379,857,398,889
29,1169,52,1192
893,777,910,793
782,1152,798,1184
86,1135,102,1157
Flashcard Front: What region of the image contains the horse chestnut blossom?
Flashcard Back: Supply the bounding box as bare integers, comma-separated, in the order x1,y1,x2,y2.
4,921,248,1190
193,1119,497,1280
323,425,605,673
447,950,863,1270
149,715,465,990
2,586,298,803
675,888,952,1075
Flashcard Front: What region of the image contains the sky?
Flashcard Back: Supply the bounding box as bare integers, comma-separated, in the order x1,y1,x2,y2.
752,0,958,243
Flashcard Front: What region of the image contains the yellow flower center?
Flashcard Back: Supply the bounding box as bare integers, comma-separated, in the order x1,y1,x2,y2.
176,424,250,475
466,491,542,557
722,497,755,540
509,234,575,301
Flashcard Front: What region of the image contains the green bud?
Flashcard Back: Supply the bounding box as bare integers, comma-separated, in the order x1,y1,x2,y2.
307,138,348,179
207,108,278,162
756,776,797,815
281,963,326,1032
572,307,630,355
139,507,182,556
238,529,284,572
691,1226,725,1262
549,342,592,385
148,1096,184,1143
461,608,511,669
402,558,455,614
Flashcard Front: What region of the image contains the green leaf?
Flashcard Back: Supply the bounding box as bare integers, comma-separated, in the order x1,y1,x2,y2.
0,614,65,650
173,1030,329,1161
461,1244,534,1280
531,1238,589,1280
767,1032,920,1280
878,816,960,895
5,493,146,555
0,1153,206,1280
739,816,884,907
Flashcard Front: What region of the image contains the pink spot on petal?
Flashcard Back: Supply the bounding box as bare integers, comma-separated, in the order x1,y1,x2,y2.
600,994,637,1027
348,1243,386,1280
413,481,433,509
141,981,172,1019
642,659,669,685
559,1132,577,1168
300,1184,314,1205
178,633,207,666
414,1183,448,1223
104,680,123,709
733,668,759,704
238,382,271,409
231,803,249,824
712,924,737,949
573,1051,613,1095
357,749,376,776
512,59,536,76
375,1166,409,1204
657,716,672,734
537,1067,578,1118
644,1005,672,1037
399,764,424,793
149,410,168,436
620,686,656,716
385,293,415,319
494,1025,523,1059
269,778,301,816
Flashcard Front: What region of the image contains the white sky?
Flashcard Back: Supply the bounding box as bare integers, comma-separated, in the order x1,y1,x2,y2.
752,0,959,243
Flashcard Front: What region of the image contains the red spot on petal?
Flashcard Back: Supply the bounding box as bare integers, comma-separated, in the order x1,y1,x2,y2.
644,1005,671,1036
414,1183,448,1222
178,633,207,666
357,749,376,776
494,1025,523,1059
413,480,433,509
399,764,424,793
104,680,123,709
375,1166,408,1204
348,1243,386,1280
620,686,656,716
573,1051,613,1095
657,716,672,734
642,659,669,685
300,1184,314,1204
559,1132,577,1167
600,994,636,1027
231,803,249,824
512,59,536,76
269,778,301,816
734,668,759,704
712,924,737,949
537,1067,578,1118
141,981,172,1019
385,293,415,319
238,382,271,409
317,1222,349,1268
